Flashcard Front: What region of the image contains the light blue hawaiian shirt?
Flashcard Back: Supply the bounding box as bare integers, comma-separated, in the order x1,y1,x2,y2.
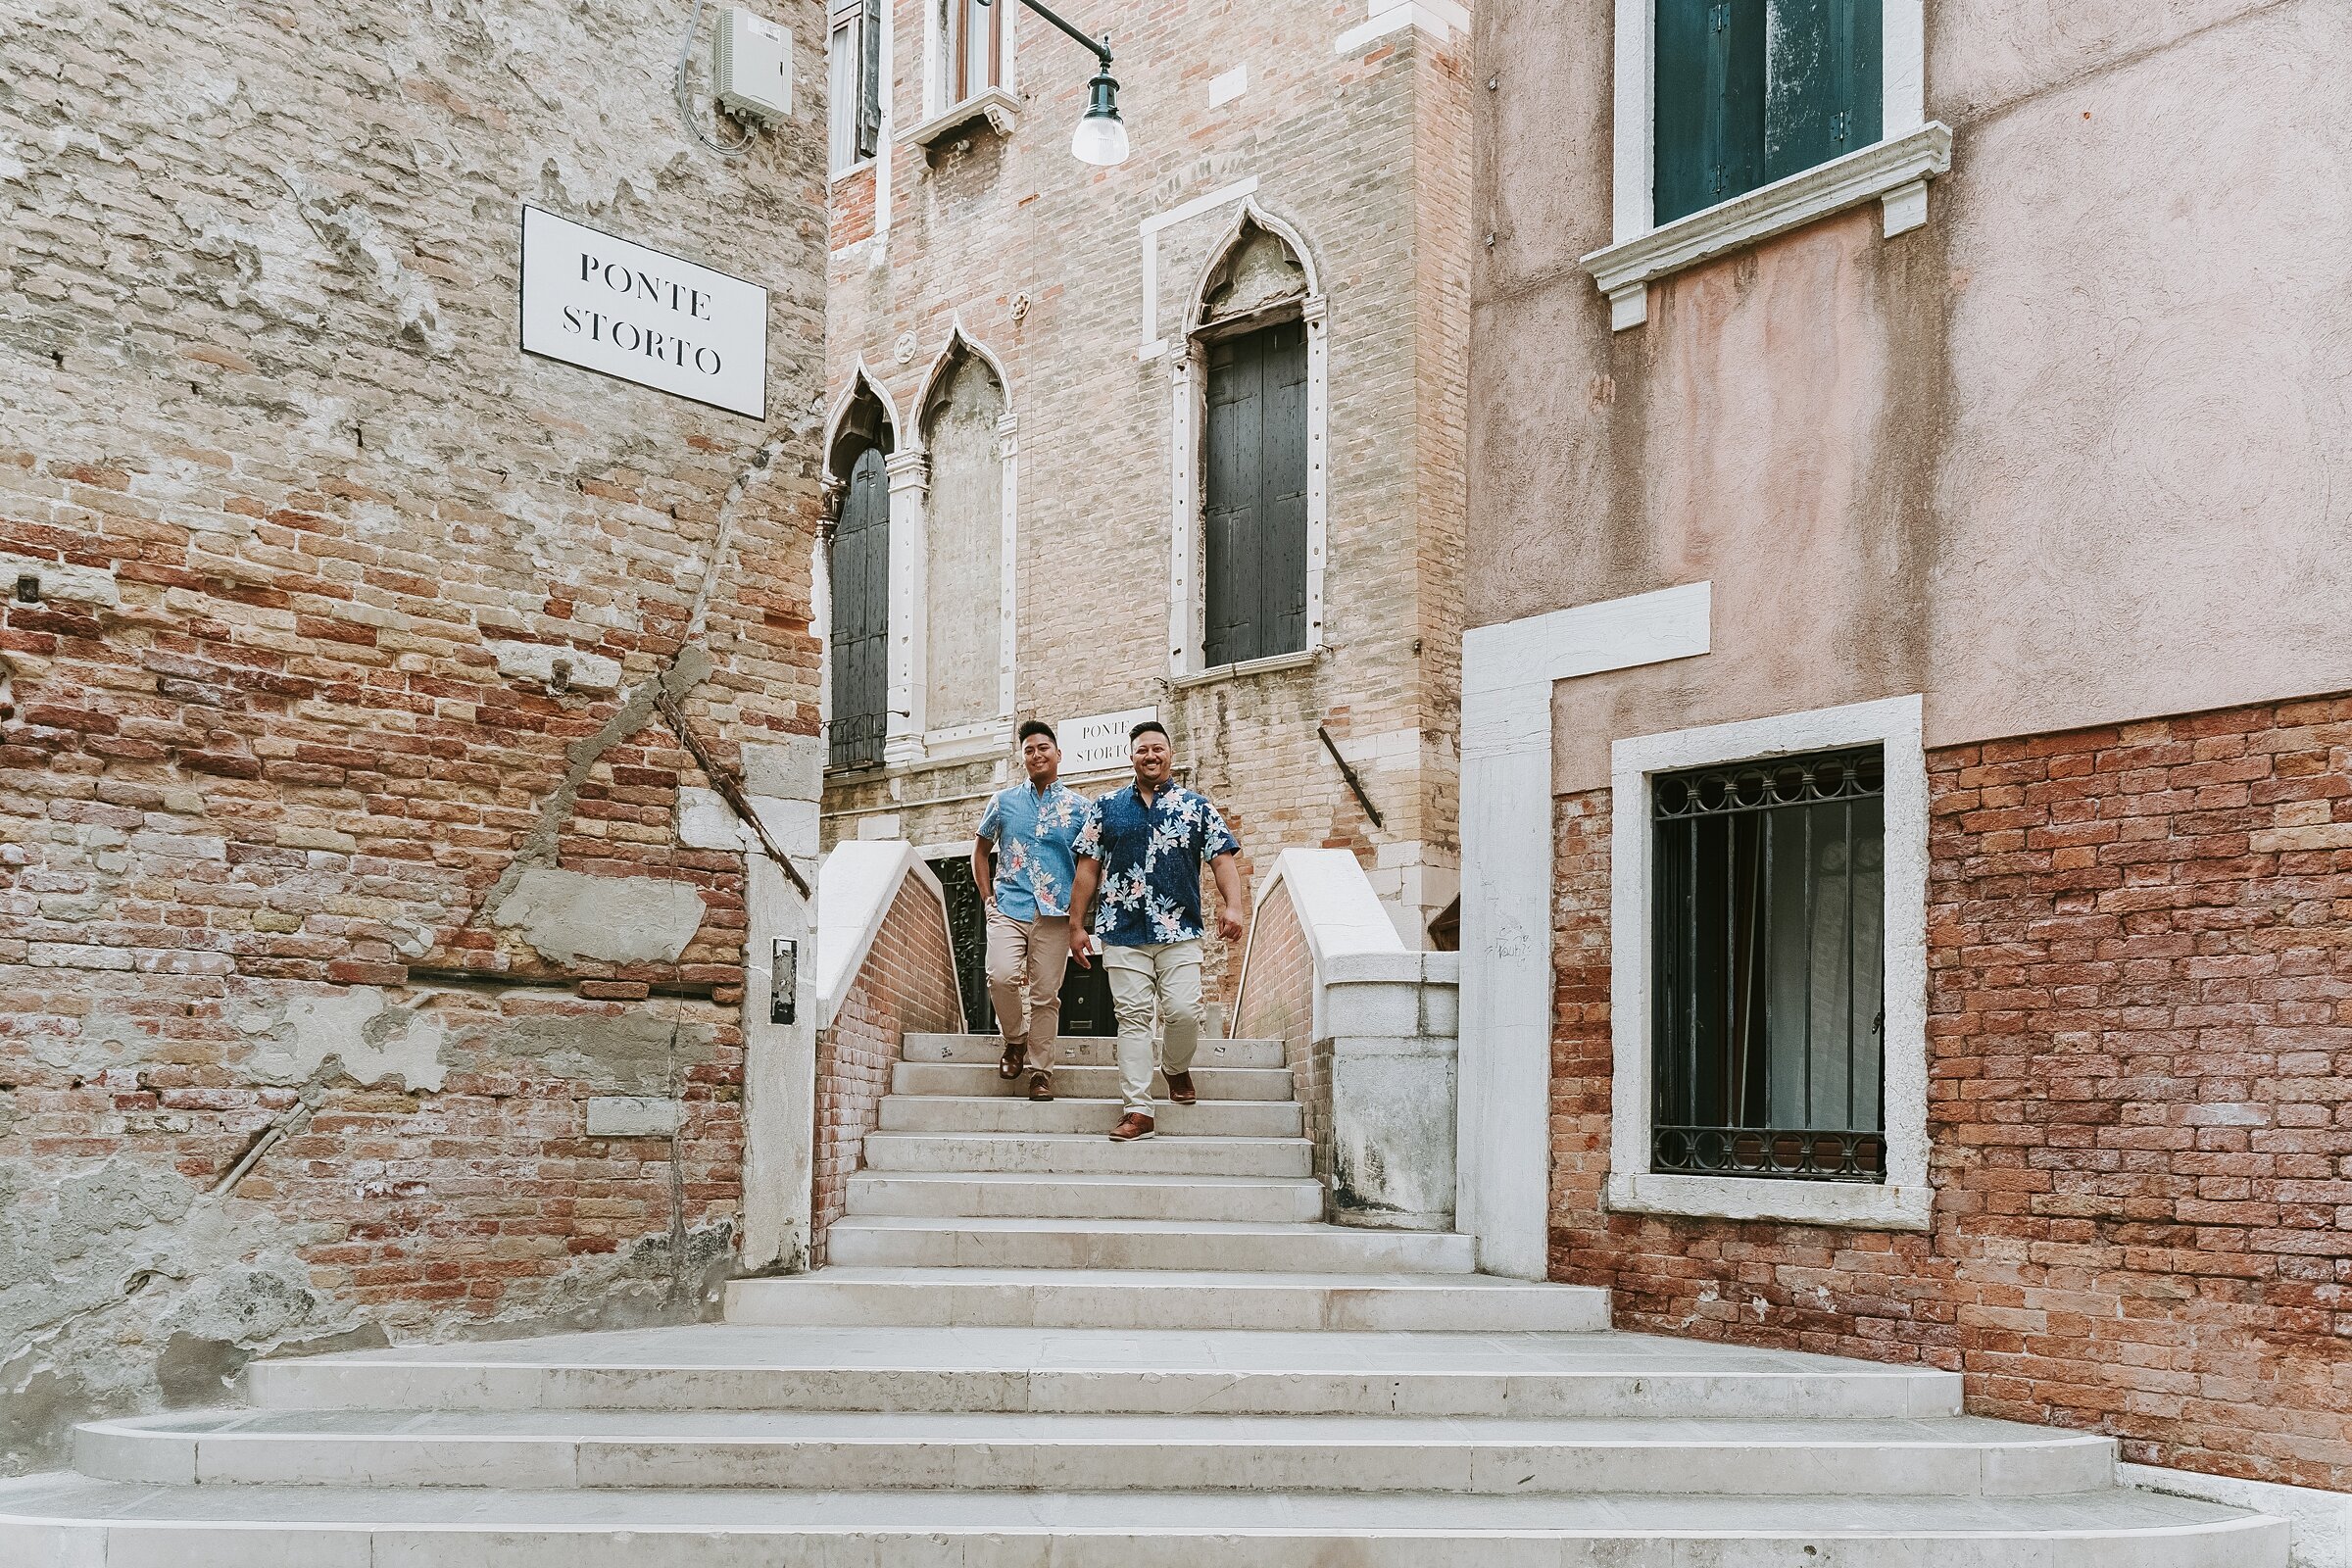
1074,783,1241,947
976,780,1097,922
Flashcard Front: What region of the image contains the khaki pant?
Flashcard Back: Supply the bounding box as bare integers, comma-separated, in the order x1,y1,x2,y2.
985,908,1067,1071
1102,939,1202,1114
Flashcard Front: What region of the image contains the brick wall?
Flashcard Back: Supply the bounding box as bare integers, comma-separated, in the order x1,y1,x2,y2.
1234,880,1328,1178
1548,695,2352,1491
0,0,824,1474
810,872,961,1262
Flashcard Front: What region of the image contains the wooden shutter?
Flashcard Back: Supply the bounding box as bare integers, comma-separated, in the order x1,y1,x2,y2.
857,0,882,159
1653,0,1765,224
830,447,890,770
1203,319,1309,669
1764,0,1882,183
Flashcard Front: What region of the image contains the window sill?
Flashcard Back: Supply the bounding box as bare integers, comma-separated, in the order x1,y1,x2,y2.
1605,1172,1933,1232
1169,645,1322,690
828,157,874,184
1581,122,1954,331
922,719,1013,763
902,88,1019,151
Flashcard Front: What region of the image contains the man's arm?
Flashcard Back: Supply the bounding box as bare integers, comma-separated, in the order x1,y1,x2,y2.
1210,852,1245,942
1066,857,1100,967
971,835,995,906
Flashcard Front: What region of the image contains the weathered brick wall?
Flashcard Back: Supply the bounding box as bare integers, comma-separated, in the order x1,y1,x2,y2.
0,0,824,1474
810,872,961,1262
1548,695,2352,1492
1233,880,1328,1180
819,3,1471,966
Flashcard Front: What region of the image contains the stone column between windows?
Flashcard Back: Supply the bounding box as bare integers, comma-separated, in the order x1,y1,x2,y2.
997,410,1018,720
1165,343,1202,677
884,449,930,766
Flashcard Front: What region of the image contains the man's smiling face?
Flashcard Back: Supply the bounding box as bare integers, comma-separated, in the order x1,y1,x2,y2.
1131,730,1172,787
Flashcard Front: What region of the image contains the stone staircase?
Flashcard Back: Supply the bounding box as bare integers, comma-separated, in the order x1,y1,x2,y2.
0,1029,2287,1564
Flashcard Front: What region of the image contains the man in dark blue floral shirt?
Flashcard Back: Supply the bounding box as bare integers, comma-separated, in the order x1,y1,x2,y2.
1067,720,1244,1141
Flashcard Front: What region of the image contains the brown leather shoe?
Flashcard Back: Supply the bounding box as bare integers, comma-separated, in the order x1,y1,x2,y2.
1027,1070,1054,1102
998,1042,1027,1081
1107,1111,1156,1142
1165,1071,1197,1105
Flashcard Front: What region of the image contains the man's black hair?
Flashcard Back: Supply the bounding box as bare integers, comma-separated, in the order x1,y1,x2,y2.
1017,719,1056,746
1129,719,1170,744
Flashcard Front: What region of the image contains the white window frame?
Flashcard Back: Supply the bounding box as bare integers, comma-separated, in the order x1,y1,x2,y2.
1580,0,1950,330
826,1,866,177
1165,202,1329,684
885,327,1018,770
905,0,1018,147
1606,694,1932,1231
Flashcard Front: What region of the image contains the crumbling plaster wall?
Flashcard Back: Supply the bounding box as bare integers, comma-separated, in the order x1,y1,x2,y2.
0,0,826,1472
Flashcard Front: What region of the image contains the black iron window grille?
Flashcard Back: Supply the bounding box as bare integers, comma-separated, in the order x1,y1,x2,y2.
1650,746,1887,1183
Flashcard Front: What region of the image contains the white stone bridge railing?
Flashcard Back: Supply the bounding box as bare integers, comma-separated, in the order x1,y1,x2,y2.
1232,848,1459,1232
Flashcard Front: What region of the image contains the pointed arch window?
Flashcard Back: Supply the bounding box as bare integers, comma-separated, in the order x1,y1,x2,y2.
823,378,896,773
917,346,1008,738
1169,212,1329,681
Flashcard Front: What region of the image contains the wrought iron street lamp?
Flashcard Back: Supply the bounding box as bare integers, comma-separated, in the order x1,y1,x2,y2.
975,0,1129,167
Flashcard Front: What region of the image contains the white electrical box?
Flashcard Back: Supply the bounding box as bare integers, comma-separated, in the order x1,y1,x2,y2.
713,7,792,121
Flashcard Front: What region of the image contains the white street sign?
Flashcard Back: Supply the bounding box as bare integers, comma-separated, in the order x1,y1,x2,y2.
1059,706,1159,775
518,205,768,419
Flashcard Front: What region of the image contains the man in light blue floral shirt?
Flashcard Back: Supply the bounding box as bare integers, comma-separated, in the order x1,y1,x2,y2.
973,721,1098,1102
1067,720,1244,1140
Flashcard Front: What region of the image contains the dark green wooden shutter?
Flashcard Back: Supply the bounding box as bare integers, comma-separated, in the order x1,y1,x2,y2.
1765,0,1881,183
1203,320,1309,669
857,0,882,158
1654,0,1765,224
830,446,890,770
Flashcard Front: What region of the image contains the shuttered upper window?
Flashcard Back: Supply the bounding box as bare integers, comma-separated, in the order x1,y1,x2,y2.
827,0,883,174
1654,0,1884,223
1202,319,1309,670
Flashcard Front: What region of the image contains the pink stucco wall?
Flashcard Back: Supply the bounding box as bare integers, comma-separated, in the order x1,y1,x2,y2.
1469,0,2352,791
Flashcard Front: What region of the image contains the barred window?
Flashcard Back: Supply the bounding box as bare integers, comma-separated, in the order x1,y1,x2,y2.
1650,746,1886,1182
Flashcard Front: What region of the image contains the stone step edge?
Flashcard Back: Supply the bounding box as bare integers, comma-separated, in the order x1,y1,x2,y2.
0,1481,2287,1552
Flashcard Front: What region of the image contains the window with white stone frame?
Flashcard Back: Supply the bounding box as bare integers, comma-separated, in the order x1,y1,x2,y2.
905,0,1016,149
1606,695,1932,1230
1580,0,1952,330
827,0,882,176
1167,208,1328,684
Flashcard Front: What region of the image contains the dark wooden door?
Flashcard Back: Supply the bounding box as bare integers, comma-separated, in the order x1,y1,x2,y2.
829,447,889,771
1203,319,1308,668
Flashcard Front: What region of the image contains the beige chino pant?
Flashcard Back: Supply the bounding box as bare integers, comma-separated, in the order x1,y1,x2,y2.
1102,939,1202,1114
984,908,1067,1072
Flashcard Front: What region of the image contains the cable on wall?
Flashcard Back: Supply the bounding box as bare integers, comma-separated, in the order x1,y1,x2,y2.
673,0,760,159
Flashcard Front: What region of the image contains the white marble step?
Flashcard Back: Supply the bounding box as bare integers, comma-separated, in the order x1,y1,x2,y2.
74,1407,2120,1496
846,1171,1327,1223
825,1215,1474,1274
858,1130,1312,1176
877,1095,1304,1138
242,1325,1949,1420
0,1474,2285,1567
724,1269,1611,1332
893,1062,1297,1101
904,1033,1287,1070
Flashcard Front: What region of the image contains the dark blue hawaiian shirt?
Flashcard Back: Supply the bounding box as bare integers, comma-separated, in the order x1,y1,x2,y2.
1074,783,1241,947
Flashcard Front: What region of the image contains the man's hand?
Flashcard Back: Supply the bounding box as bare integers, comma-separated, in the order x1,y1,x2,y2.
1210,852,1246,943
1068,924,1094,968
